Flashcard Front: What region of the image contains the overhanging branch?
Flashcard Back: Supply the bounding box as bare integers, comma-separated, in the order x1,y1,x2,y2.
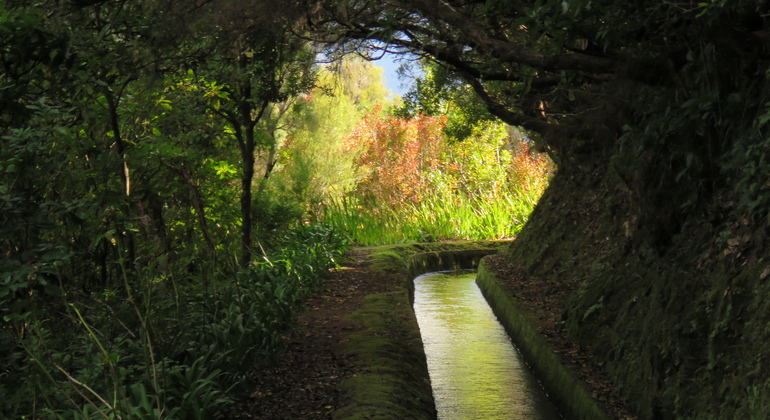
390,0,618,74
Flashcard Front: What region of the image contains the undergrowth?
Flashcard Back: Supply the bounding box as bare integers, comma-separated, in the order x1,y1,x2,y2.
0,223,349,419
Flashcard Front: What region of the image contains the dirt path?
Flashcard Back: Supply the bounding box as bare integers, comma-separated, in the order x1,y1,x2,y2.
228,249,403,419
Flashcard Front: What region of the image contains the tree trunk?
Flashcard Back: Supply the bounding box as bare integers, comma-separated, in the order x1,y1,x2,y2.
240,140,255,268
104,87,136,270
174,167,216,261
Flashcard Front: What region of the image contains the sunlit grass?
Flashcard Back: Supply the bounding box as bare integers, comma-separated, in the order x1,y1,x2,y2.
322,186,544,245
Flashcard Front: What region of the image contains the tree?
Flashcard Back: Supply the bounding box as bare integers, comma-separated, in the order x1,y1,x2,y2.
0,0,176,288
0,1,343,416
315,0,766,167
397,60,494,142
187,1,317,267
311,0,770,257
277,56,392,218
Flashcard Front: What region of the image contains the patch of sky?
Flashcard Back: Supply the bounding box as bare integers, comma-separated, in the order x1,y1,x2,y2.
371,50,423,97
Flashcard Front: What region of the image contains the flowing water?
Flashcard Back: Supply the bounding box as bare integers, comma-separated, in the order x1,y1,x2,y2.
413,271,562,420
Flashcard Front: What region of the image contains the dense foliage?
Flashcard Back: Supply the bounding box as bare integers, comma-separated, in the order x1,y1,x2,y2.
326,110,551,244
13,0,770,417
0,1,337,417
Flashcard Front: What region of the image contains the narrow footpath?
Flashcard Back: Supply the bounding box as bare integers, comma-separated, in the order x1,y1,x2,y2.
228,248,405,419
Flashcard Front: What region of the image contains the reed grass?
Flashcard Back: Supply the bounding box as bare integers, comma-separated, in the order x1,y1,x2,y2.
322,186,543,245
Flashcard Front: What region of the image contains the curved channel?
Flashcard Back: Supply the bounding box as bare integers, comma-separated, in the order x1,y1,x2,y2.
413,271,562,420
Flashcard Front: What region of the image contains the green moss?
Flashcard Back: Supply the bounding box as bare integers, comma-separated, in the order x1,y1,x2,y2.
334,292,436,420
367,241,508,274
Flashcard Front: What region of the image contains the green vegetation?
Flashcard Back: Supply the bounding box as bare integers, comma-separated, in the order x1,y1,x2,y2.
0,2,351,416
1,223,348,418
323,119,552,245
9,0,770,418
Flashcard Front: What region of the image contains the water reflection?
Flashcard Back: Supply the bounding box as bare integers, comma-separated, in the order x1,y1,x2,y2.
413,271,561,420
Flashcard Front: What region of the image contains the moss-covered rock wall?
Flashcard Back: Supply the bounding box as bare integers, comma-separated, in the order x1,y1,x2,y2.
506,161,770,419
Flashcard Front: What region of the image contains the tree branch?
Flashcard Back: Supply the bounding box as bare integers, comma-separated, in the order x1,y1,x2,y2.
389,0,618,74
464,76,550,134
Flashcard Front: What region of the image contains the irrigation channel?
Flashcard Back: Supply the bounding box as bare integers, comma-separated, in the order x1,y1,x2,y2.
413,271,562,420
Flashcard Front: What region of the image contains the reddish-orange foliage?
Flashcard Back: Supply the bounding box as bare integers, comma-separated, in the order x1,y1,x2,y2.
348,106,448,206
508,142,553,193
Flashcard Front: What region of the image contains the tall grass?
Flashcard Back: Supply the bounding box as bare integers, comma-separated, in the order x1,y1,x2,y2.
322,186,544,245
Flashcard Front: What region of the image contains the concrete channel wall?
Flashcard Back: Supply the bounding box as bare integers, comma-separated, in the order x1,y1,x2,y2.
475,257,611,420
406,249,498,303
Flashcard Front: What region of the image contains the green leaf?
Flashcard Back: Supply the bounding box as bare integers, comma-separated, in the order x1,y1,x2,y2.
103,352,120,365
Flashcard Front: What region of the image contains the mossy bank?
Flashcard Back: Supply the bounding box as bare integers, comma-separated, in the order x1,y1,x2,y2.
505,154,770,419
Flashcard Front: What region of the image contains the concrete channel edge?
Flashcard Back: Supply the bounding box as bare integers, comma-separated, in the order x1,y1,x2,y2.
476,256,612,420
